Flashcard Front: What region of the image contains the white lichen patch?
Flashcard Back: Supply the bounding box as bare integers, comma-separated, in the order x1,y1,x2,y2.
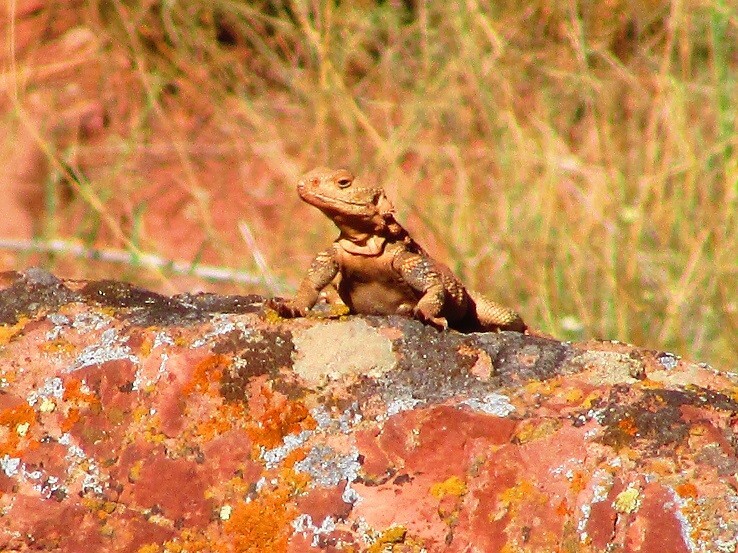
294,445,361,489
190,314,251,348
1,455,21,477
60,433,107,496
590,469,615,503
0,455,67,501
261,429,313,469
292,514,338,547
311,404,362,434
292,319,396,385
657,352,680,370
66,328,139,372
576,469,615,542
72,311,113,332
132,351,170,392
153,331,175,349
376,396,424,422
461,392,516,417
45,313,70,341
27,377,65,406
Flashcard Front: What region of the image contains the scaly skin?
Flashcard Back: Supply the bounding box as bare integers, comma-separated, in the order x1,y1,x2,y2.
271,167,526,332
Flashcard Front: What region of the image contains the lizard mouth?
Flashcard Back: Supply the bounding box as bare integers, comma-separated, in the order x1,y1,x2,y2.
311,193,372,208
298,189,375,214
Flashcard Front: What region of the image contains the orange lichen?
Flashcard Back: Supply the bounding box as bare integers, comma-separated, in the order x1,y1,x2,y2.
183,354,230,396
512,418,562,444
0,403,36,455
61,408,81,432
263,309,283,325
617,418,638,437
128,460,144,483
569,471,587,493
282,447,308,468
563,388,584,404
0,317,30,346
367,526,408,553
523,379,560,397
492,480,550,523
430,475,467,499
97,307,117,318
191,401,250,441
40,339,76,355
223,468,305,553
555,499,571,517
0,366,18,385
60,379,101,433
580,391,603,409
63,378,100,406
142,529,215,553
675,482,698,499
138,334,154,357
499,480,537,506
246,386,316,449
173,336,190,348
141,416,167,445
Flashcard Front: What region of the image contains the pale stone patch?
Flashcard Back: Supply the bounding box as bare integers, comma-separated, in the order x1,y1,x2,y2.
573,350,643,386
292,319,396,385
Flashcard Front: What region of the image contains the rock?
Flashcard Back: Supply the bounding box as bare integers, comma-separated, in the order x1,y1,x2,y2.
0,268,736,552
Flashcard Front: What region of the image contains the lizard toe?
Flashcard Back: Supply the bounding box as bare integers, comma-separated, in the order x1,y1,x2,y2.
267,298,306,318
413,308,448,330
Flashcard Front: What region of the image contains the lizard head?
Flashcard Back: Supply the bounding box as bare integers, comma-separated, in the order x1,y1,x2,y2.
298,167,379,215
297,167,403,235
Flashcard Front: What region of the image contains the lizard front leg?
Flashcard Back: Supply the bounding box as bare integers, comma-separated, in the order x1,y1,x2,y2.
393,250,448,329
271,247,339,317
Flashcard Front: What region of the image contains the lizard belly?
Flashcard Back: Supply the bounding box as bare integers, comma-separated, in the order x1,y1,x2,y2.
336,251,418,315
338,278,417,315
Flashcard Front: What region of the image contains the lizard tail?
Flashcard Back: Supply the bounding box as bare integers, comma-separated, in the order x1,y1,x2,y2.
469,292,527,332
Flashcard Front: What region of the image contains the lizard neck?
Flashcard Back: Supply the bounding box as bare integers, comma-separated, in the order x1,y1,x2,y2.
336,231,387,256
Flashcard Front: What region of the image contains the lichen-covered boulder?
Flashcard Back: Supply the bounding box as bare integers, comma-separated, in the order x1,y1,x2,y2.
0,269,736,552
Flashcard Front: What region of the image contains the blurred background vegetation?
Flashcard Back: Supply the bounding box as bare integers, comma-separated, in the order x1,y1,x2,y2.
0,0,736,369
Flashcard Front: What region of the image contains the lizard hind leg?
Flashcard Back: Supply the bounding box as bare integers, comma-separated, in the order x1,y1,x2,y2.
466,293,527,333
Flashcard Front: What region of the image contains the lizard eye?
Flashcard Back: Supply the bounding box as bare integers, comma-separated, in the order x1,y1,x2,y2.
337,177,352,188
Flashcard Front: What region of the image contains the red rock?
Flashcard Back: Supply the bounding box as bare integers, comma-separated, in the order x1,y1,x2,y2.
1,271,737,552
626,484,690,553
0,392,25,411
152,350,212,437
584,477,625,549
69,359,138,410
129,449,213,526
296,484,353,525
202,429,257,482
454,445,521,552
0,496,103,552
355,427,393,480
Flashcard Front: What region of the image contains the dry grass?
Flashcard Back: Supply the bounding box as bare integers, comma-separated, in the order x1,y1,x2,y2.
1,0,736,369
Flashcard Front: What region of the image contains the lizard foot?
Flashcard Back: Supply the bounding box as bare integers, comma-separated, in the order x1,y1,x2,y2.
412,307,448,331
267,298,309,318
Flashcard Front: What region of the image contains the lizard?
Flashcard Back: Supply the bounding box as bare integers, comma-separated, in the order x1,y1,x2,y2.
270,167,527,333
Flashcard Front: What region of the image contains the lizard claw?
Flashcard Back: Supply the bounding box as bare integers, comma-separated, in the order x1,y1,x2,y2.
412,306,448,331
267,298,308,318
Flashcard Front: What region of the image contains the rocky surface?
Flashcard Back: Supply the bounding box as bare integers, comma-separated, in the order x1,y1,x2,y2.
0,268,736,552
